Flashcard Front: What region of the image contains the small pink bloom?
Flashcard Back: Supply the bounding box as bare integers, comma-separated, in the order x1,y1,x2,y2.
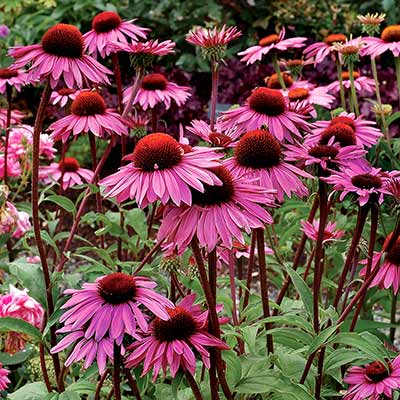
0,109,24,129
125,294,229,380
284,85,335,109
0,67,29,93
361,25,400,58
238,27,306,65
123,73,191,110
186,25,241,48
50,88,79,107
114,39,175,57
9,23,112,88
84,11,149,58
218,240,273,265
304,33,347,65
327,71,375,96
39,157,94,190
0,25,9,38
0,363,10,391
0,156,21,178
27,256,41,263
301,219,344,243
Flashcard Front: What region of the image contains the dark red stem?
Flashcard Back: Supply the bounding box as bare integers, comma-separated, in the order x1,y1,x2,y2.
242,230,256,314
185,370,205,400
124,368,143,400
113,343,122,400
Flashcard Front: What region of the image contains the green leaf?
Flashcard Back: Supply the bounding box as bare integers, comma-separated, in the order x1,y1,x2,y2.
8,382,48,399
324,349,367,372
66,380,96,394
125,208,147,240
0,346,34,365
240,326,258,353
387,111,400,126
307,324,340,355
45,195,76,215
0,317,42,341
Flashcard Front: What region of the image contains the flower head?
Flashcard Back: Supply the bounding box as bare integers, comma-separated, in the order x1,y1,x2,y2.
49,90,128,142
158,165,275,253
123,73,191,110
219,88,312,142
238,27,306,65
0,25,10,38
100,132,223,208
304,33,347,65
0,68,29,93
84,11,149,58
9,23,112,88
0,109,24,129
327,71,375,96
0,363,10,391
344,356,400,399
361,25,400,58
301,219,344,243
285,85,335,110
357,13,385,36
50,88,79,107
125,294,229,379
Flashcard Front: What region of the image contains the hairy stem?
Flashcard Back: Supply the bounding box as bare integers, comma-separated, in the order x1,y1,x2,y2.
185,370,205,400
124,368,142,400
113,343,122,400
271,53,286,89
122,66,144,119
335,56,346,110
348,62,360,116
209,61,219,130
242,230,257,313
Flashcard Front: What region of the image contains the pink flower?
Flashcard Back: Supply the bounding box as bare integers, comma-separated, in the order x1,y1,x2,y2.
38,134,57,159
0,67,29,93
361,26,400,58
322,163,400,206
220,88,312,143
343,356,400,399
304,33,347,65
49,91,128,142
123,73,191,110
327,71,375,96
305,113,382,149
301,219,344,243
158,165,275,253
114,39,175,57
9,23,112,88
84,11,149,58
225,129,313,202
218,240,273,265
238,27,306,65
0,285,44,353
186,119,242,148
284,85,335,109
186,25,241,48
0,156,21,178
125,294,229,380
39,157,94,190
27,256,41,263
7,203,31,239
0,25,9,38
50,88,79,107
0,109,24,129
0,202,22,235
0,363,10,391
58,272,174,343
100,133,223,208
284,137,366,171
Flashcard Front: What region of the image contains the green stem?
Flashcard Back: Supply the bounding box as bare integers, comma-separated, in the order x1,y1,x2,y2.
271,53,286,90
348,62,360,116
335,56,346,110
395,57,400,110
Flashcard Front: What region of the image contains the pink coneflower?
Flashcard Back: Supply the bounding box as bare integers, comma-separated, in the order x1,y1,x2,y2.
123,73,191,111
0,109,24,129
327,71,375,96
9,23,112,88
0,25,9,38
158,165,275,253
125,294,229,379
0,285,44,353
285,86,335,109
186,119,242,148
343,356,400,399
186,24,241,49
39,157,94,190
84,11,149,58
51,325,123,374
360,235,400,294
49,90,128,142
114,39,175,58
0,156,21,178
50,88,79,107
304,33,347,65
59,272,173,343
301,219,344,243
100,133,223,208
218,240,273,265
224,129,312,202
0,363,10,391
305,113,382,149
284,137,366,171
361,25,400,57
238,27,306,65
323,163,400,206
265,73,314,91
0,67,28,93
220,88,311,142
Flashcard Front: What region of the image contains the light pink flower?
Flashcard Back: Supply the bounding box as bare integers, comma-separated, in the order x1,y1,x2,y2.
218,240,273,265
186,25,241,48
343,356,400,399
301,219,344,243
220,88,312,143
7,203,31,239
0,67,29,93
84,11,149,58
125,294,229,379
158,165,275,253
27,256,41,263
0,363,10,391
49,90,128,142
323,163,400,206
114,39,175,57
303,33,347,65
100,133,223,208
361,26,400,57
284,85,335,109
238,27,306,65
9,23,112,88
305,113,382,149
58,272,174,343
186,119,242,148
0,202,21,235
50,88,79,107
0,156,21,178
0,109,24,129
327,71,375,96
225,129,313,202
123,73,191,110
39,157,94,190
